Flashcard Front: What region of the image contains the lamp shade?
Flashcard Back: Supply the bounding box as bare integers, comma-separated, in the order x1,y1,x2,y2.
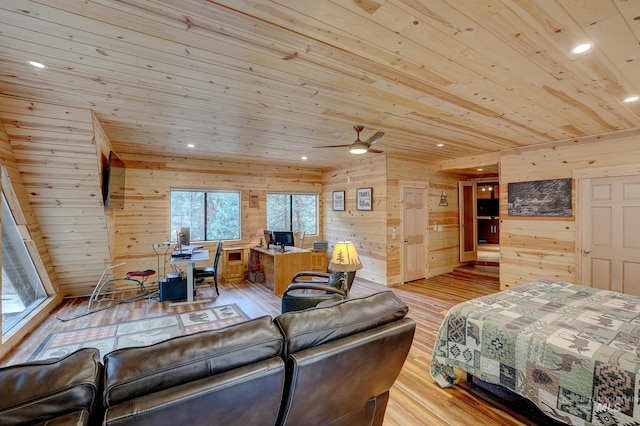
329,241,363,272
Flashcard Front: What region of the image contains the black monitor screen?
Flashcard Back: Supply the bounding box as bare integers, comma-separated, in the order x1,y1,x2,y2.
477,198,499,217
273,231,294,246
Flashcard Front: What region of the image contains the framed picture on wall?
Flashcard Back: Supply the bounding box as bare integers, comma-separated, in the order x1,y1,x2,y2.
332,191,345,211
507,178,572,217
356,187,372,211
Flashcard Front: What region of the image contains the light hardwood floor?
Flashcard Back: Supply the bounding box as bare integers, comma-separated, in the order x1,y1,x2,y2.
1,267,543,425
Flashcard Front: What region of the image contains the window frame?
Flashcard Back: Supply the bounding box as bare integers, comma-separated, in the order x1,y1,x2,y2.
266,191,319,236
169,188,242,242
1,192,48,337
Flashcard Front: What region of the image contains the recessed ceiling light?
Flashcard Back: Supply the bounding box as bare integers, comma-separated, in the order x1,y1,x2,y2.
301,156,307,160
572,43,592,54
26,60,48,69
187,143,195,148
477,168,483,171
436,143,445,147
623,96,639,103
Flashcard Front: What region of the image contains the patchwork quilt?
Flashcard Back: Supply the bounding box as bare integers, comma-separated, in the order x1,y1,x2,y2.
430,280,640,425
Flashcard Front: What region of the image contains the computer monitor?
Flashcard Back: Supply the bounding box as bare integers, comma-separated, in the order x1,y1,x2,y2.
273,231,295,247
179,227,190,247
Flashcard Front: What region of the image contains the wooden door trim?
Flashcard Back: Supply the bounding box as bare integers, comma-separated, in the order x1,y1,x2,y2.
458,181,477,262
400,182,428,284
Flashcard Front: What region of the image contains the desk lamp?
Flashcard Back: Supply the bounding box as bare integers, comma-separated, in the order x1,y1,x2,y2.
328,241,363,298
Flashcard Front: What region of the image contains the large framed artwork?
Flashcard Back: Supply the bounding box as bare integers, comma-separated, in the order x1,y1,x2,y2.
356,187,372,211
507,178,572,217
332,191,345,211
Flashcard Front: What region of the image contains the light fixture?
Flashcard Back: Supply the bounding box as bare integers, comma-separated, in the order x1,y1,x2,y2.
437,143,445,147
477,168,483,172
572,43,592,54
26,60,47,69
623,96,639,103
187,143,195,148
349,142,368,154
328,241,363,298
439,191,448,206
301,156,307,160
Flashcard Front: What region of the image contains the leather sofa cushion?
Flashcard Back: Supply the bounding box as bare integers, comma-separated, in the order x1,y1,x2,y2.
104,358,285,426
0,347,101,426
102,315,283,407
274,291,409,358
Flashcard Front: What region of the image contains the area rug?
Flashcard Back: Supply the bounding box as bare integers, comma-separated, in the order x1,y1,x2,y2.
30,304,248,361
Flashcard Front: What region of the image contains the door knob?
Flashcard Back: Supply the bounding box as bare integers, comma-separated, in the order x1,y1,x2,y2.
583,249,590,254
404,239,408,243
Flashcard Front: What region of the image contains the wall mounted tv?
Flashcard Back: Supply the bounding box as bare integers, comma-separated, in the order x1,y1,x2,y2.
103,151,126,209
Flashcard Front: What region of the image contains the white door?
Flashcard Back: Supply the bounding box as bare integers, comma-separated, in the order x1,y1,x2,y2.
459,181,477,262
581,175,640,295
403,186,426,282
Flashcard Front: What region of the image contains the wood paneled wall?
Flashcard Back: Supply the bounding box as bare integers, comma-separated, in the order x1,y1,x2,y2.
0,97,111,297
92,112,118,264
323,155,388,284
387,156,465,282
499,130,640,289
323,154,464,287
0,111,62,359
115,154,323,284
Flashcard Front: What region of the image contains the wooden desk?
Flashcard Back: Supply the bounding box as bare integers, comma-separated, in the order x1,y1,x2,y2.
250,246,313,296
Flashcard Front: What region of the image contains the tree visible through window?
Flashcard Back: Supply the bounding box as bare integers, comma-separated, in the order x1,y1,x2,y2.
170,190,241,241
267,193,317,235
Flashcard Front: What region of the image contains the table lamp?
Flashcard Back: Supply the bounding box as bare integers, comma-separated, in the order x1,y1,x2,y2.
328,241,363,298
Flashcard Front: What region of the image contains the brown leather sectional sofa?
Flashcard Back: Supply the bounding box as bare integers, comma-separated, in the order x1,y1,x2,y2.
0,291,416,426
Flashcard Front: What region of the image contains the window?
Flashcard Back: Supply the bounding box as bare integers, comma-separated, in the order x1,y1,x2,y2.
267,192,318,235
2,193,47,335
170,189,241,241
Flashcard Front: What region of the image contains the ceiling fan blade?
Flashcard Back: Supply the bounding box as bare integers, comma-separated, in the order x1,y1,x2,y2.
365,131,385,144
312,144,352,148
367,148,384,154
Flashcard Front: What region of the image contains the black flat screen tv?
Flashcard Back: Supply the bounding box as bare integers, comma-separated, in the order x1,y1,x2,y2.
103,151,126,209
477,198,499,217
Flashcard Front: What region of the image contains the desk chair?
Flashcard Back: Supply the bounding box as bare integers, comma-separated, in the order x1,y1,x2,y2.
194,241,223,296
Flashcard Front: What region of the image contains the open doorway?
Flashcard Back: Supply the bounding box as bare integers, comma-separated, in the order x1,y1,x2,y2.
476,182,499,265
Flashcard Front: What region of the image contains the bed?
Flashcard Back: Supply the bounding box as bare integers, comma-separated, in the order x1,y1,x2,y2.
430,280,640,425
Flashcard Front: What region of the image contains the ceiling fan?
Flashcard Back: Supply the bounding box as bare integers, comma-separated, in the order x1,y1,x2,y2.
314,125,385,154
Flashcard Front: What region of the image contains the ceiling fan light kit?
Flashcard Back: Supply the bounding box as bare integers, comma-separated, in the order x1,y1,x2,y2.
349,143,368,154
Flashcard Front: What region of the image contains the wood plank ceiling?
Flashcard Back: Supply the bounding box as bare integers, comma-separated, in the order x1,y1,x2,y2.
0,0,639,171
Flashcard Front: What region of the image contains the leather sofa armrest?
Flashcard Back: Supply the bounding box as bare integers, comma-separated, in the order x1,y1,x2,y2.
0,348,102,425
